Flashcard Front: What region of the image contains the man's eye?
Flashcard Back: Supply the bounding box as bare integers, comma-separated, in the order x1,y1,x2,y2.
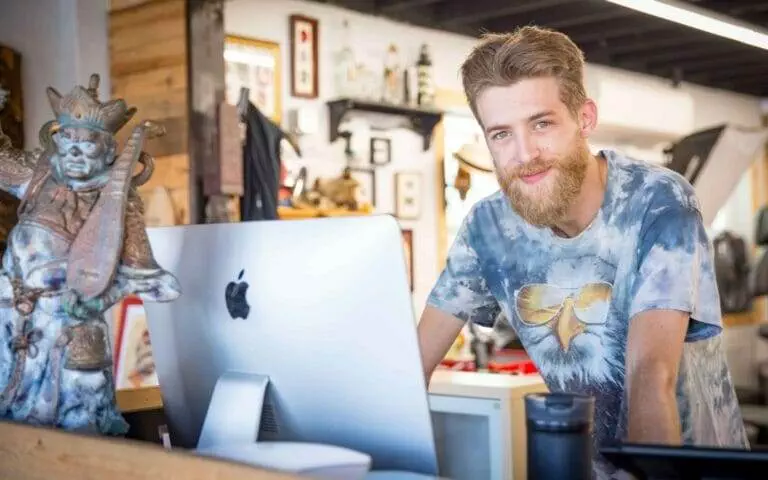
534,121,552,130
492,131,509,141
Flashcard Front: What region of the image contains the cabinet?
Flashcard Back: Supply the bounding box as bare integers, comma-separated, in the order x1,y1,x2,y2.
428,371,548,480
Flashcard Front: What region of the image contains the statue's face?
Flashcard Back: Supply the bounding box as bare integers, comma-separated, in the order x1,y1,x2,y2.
52,126,114,180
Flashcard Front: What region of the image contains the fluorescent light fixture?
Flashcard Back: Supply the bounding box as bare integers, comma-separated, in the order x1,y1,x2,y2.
603,0,768,51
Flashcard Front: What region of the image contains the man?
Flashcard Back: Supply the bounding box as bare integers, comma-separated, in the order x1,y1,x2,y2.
418,26,748,478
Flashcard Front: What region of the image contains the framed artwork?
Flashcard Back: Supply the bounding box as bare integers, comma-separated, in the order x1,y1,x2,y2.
0,44,23,148
351,168,376,208
402,229,414,292
224,35,282,123
370,137,391,166
395,171,422,219
290,14,319,98
113,296,158,390
0,45,21,258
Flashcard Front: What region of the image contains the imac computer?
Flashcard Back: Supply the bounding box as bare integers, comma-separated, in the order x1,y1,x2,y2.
142,215,440,478
600,443,768,479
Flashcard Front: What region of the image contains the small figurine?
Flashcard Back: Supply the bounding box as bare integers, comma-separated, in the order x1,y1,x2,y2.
382,44,403,104
416,44,434,107
309,167,362,211
0,74,181,435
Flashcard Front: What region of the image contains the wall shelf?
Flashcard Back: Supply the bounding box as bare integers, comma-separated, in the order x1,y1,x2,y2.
327,98,443,151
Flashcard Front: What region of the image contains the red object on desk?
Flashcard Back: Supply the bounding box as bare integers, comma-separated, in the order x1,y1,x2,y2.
439,350,538,376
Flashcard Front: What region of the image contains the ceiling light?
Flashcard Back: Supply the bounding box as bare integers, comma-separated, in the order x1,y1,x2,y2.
603,0,768,51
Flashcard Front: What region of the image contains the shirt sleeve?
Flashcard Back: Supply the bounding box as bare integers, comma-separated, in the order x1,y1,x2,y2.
629,205,722,341
426,210,501,328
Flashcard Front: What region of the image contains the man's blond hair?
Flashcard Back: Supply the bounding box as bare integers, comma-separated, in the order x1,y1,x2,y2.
460,26,588,122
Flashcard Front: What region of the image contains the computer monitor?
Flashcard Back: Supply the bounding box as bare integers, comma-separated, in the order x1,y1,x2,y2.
600,443,768,479
142,215,439,475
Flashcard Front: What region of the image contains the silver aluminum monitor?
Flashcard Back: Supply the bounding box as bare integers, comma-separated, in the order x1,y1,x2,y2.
142,215,439,475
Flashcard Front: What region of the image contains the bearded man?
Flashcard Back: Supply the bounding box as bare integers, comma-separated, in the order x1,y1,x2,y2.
418,26,748,478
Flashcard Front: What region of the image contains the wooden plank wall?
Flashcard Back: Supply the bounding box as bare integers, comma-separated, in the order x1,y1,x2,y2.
109,0,190,225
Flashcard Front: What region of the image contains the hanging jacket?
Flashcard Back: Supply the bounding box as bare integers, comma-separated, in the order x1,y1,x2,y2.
240,101,284,221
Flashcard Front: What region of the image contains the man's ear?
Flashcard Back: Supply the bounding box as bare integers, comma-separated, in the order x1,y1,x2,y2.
579,99,598,138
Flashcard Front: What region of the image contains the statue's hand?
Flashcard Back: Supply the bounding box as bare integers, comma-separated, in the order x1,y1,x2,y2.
62,291,107,320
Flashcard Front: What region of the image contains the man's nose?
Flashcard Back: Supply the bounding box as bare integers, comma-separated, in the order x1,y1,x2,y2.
68,145,82,156
515,133,540,164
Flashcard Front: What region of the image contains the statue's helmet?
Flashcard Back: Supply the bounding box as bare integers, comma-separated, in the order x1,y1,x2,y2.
45,73,136,135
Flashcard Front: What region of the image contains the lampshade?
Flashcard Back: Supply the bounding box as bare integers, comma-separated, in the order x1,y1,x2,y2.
453,142,494,174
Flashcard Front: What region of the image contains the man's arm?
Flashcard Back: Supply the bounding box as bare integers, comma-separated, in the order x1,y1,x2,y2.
625,196,722,445
625,308,688,444
420,205,500,383
418,306,465,381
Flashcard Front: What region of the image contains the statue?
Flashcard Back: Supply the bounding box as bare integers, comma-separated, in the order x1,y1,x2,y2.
0,74,181,435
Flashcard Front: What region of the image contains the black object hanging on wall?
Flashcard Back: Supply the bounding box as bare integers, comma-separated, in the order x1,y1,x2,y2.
240,99,284,221
663,124,768,228
664,125,725,185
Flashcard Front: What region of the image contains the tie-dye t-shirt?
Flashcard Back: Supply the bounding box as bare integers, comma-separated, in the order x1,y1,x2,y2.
427,150,748,477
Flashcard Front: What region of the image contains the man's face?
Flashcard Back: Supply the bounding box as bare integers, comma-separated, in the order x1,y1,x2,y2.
476,77,594,227
52,126,112,180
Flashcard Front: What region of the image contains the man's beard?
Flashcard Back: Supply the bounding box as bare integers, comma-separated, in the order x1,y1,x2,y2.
496,143,590,227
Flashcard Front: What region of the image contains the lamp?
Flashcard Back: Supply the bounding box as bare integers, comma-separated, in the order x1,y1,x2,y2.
604,0,768,51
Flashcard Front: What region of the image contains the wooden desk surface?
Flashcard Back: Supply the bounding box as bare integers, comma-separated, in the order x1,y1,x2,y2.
0,420,304,480
428,370,547,400
120,372,550,413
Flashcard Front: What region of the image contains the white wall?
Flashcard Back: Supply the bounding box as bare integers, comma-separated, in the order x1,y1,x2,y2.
0,0,110,148
225,0,764,319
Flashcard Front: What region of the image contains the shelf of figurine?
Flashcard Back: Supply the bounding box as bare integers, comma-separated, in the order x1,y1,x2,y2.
327,97,442,152
278,205,373,220
278,166,374,219
0,73,181,437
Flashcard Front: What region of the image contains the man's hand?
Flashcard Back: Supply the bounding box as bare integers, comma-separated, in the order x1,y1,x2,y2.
625,308,688,445
417,306,465,382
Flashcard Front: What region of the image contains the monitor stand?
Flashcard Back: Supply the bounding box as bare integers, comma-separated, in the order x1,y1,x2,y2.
193,371,372,480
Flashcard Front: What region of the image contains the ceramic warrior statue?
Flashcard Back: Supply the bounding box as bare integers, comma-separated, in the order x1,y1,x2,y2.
0,74,181,435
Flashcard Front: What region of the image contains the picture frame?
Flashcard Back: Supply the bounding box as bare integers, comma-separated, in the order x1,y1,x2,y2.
370,137,392,166
401,229,414,292
224,35,282,123
0,44,23,148
351,168,376,208
113,296,159,390
395,171,422,219
290,14,319,99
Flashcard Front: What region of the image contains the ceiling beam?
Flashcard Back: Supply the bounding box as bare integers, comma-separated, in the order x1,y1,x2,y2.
583,29,702,56
686,65,768,84
568,20,672,45
375,0,442,13
482,2,635,34
613,42,745,69
650,51,762,75
435,0,572,27
692,0,768,16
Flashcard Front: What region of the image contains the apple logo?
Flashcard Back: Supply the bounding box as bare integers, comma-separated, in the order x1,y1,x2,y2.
225,269,250,320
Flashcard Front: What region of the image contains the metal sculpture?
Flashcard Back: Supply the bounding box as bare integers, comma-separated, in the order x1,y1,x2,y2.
0,74,181,435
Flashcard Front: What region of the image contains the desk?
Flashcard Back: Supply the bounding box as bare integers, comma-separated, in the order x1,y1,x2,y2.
0,420,303,480
428,371,548,480
116,371,547,479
